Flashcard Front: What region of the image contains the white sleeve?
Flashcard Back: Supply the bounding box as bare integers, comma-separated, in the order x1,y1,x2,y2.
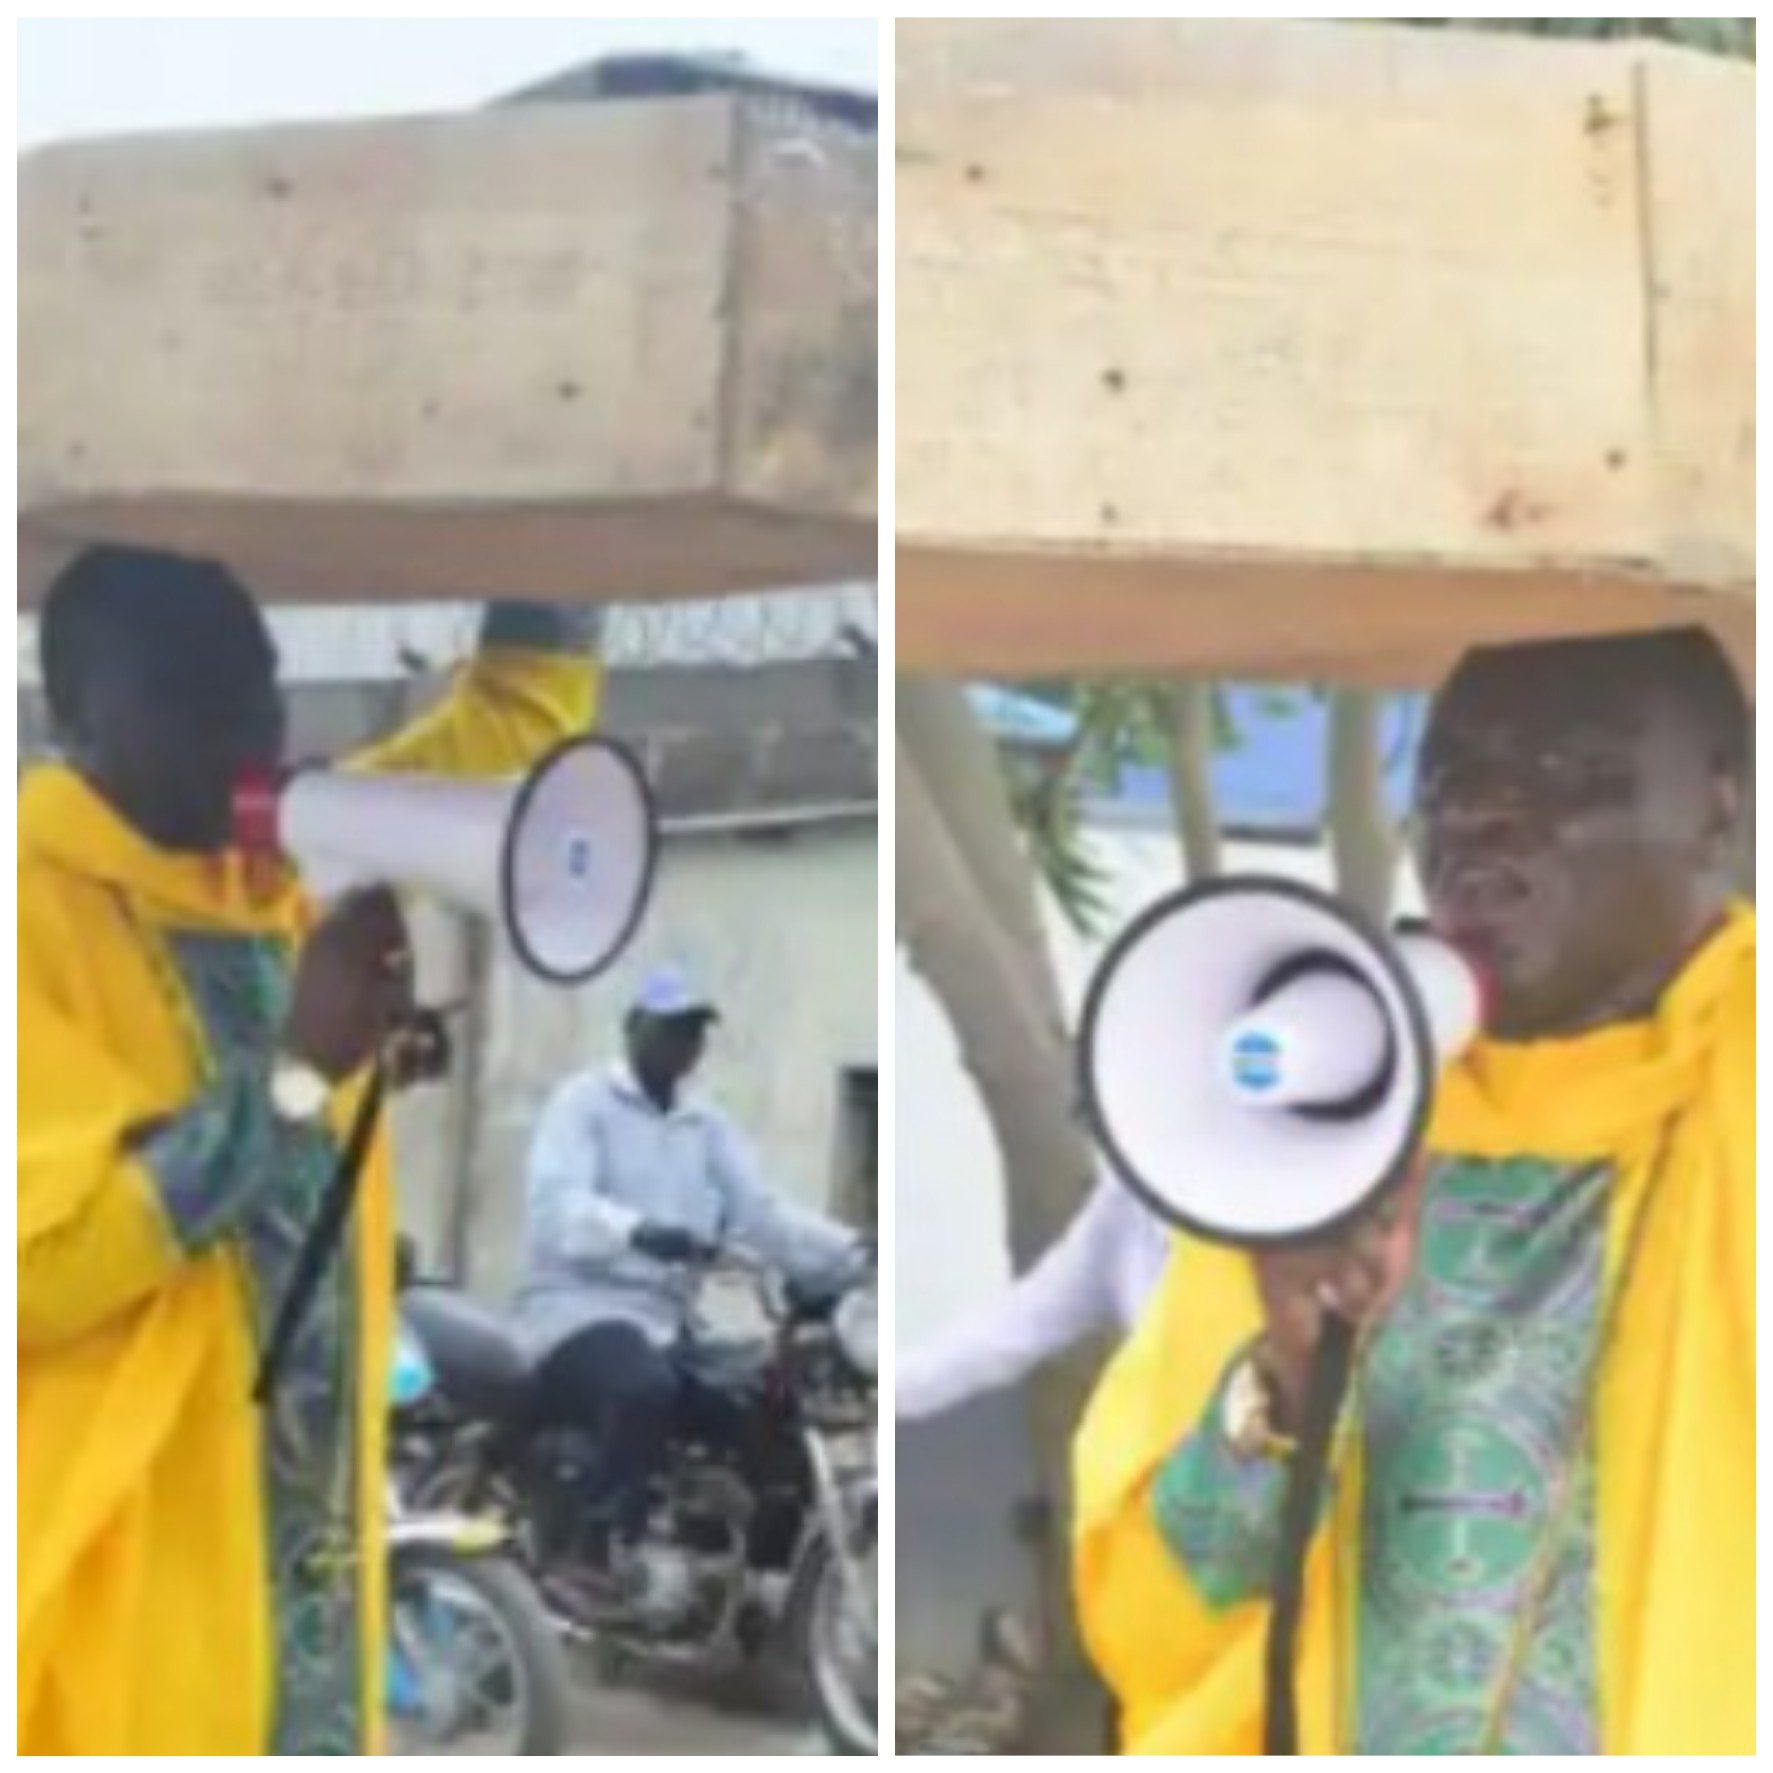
707,1114,858,1283
1103,1185,1176,1330
525,1079,641,1266
895,1180,1136,1420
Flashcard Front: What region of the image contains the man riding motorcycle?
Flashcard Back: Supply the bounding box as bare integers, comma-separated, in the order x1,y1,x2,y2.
515,966,865,1577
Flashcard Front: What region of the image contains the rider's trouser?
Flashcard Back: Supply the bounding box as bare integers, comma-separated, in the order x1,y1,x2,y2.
535,1320,677,1540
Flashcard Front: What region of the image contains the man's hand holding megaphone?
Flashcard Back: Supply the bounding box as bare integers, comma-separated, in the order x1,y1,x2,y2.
384,1006,456,1092
1248,1159,1429,1432
283,884,417,1084
282,886,466,1097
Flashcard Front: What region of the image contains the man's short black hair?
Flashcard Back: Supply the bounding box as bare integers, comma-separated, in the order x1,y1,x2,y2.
39,545,268,729
1449,626,1750,783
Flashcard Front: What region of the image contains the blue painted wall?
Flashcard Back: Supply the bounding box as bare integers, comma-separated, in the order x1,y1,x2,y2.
969,683,1429,837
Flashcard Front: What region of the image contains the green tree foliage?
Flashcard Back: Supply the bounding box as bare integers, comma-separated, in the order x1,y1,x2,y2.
1004,680,1240,934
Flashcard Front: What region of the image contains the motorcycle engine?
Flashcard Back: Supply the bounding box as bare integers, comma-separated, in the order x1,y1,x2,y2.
626,1542,702,1629
529,1433,755,1646
633,1466,754,1636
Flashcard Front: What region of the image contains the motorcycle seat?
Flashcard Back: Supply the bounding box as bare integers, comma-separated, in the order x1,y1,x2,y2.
401,1285,534,1420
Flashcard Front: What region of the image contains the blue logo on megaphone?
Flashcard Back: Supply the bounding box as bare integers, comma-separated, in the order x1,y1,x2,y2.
1231,1030,1283,1093
565,832,594,881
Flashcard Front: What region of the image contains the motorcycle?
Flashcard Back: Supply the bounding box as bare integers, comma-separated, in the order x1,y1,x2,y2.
386,1320,575,1755
392,1248,879,1755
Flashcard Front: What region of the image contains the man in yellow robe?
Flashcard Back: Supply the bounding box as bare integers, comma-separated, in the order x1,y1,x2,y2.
1074,628,1753,1755
19,546,601,1754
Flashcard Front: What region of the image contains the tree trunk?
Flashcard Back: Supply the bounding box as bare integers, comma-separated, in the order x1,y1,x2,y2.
899,675,1064,1022
895,685,1105,1686
1326,687,1401,920
1157,681,1222,882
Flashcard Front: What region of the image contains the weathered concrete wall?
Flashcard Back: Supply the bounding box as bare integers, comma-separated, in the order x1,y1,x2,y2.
403,816,878,1298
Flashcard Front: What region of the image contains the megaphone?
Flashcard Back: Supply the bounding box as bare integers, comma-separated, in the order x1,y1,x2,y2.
1077,875,1486,1249
235,735,658,986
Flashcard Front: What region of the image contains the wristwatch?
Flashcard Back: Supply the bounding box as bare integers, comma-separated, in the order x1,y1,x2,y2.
1222,1345,1299,1463
270,1054,331,1127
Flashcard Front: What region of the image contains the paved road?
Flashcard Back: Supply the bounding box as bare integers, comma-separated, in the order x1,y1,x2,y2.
565,1654,828,1756
898,1392,1041,1672
569,1681,825,1754
392,1649,827,1755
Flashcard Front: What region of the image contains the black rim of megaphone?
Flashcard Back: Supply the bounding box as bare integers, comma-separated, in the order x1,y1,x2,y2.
1075,873,1438,1251
499,732,661,986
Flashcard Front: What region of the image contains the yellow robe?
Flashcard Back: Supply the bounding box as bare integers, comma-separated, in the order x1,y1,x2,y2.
1074,908,1754,1755
19,643,598,1755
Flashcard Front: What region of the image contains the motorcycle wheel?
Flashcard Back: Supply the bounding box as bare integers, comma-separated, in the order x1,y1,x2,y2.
789,1524,878,1756
388,1550,574,1755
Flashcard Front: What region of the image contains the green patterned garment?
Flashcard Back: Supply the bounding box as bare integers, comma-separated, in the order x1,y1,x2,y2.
1153,1154,1609,1755
1357,1155,1606,1754
1151,1360,1296,1611
136,932,363,1756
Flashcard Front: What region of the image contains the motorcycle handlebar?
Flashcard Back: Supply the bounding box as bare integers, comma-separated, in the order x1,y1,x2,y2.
683,1239,873,1324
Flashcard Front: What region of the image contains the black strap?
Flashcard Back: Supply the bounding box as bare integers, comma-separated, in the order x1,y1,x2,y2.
1263,1310,1357,1755
253,1062,388,1405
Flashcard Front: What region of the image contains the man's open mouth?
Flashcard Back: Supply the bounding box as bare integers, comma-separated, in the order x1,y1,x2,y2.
1431,861,1532,933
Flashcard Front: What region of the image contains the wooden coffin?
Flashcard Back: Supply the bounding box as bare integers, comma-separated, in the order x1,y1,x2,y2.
21,93,876,607
897,21,1752,685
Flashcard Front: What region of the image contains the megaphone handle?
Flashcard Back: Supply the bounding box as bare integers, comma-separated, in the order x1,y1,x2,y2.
1262,1308,1357,1756
253,1061,389,1406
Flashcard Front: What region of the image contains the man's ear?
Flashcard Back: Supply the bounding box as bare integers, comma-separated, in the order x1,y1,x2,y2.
48,701,91,762
1700,760,1745,874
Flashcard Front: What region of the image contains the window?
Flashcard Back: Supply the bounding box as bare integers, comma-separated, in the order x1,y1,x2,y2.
833,1065,877,1225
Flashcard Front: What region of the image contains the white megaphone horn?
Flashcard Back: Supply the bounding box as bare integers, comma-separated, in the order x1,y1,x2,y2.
234,735,658,986
1078,876,1488,1248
